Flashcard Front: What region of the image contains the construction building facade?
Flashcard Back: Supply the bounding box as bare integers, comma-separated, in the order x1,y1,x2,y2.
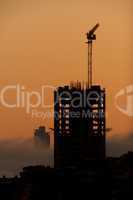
54,83,106,168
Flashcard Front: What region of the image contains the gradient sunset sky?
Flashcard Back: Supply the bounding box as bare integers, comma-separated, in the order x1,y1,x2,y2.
0,0,132,144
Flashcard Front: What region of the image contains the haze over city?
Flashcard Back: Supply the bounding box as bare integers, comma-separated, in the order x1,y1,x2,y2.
0,0,132,175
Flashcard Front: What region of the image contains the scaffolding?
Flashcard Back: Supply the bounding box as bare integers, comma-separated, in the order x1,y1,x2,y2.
54,84,106,168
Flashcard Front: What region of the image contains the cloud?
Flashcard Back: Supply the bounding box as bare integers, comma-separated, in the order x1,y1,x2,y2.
0,138,52,177
0,132,133,176
107,133,133,157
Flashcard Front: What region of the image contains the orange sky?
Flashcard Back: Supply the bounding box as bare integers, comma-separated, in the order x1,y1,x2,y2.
0,0,132,140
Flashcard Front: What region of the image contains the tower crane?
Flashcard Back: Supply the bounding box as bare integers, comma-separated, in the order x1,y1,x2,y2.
86,23,100,88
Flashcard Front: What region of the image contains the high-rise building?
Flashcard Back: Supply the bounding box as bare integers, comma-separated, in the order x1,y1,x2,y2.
54,83,106,168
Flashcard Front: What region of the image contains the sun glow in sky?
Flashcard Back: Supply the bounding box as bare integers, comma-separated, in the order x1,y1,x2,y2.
0,0,132,142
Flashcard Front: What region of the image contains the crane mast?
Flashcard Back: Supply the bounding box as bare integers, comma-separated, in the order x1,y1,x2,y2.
86,23,100,88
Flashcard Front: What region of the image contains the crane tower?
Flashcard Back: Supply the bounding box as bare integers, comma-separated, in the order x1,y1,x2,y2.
86,23,100,88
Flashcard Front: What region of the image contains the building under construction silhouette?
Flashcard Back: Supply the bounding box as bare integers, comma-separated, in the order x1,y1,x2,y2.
54,24,106,168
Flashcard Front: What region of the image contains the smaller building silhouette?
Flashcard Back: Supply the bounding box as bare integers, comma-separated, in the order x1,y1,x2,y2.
34,126,50,147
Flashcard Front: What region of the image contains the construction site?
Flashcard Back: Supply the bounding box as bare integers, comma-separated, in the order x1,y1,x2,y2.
0,24,131,200
54,24,106,168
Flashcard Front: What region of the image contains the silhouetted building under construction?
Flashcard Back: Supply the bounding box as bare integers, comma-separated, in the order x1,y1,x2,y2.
54,24,106,168
54,83,106,168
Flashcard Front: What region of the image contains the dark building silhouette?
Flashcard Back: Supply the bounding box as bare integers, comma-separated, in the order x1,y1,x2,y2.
54,83,106,168
54,24,106,169
0,152,132,200
34,126,50,147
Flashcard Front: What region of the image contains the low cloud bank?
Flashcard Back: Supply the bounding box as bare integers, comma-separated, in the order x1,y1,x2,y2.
107,133,133,157
0,133,133,176
0,138,51,177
